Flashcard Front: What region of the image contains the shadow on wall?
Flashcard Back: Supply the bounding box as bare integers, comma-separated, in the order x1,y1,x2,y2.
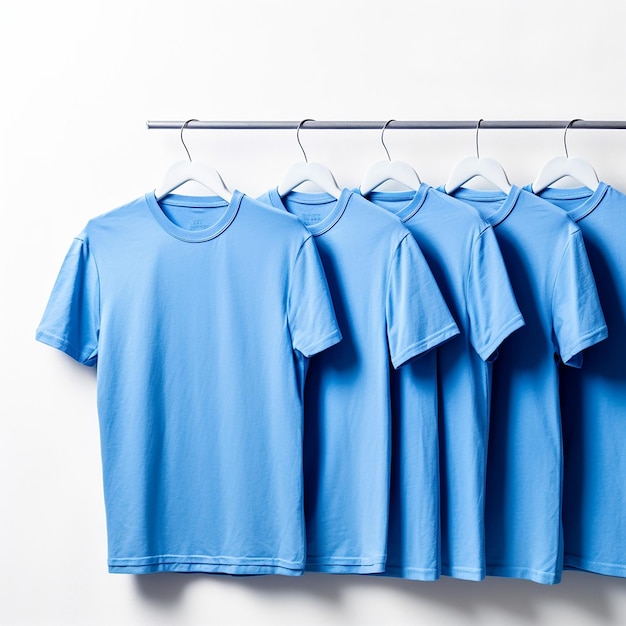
133,570,626,624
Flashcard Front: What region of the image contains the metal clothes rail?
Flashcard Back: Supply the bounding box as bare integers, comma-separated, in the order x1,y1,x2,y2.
146,120,626,131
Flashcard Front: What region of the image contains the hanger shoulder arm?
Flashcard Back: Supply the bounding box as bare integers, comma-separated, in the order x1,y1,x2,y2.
360,160,421,195
278,162,342,198
445,156,511,194
532,156,599,193
155,161,232,201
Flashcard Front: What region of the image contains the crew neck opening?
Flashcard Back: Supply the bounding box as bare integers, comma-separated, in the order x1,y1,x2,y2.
146,191,242,242
448,185,522,227
528,182,608,222
364,183,430,222
268,187,351,236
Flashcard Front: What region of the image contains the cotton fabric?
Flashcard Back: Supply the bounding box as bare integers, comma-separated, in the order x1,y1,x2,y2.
258,188,459,574
360,185,524,580
37,191,341,575
443,185,607,584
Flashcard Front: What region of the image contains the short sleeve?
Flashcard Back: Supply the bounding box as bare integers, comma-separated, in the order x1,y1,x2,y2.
288,236,342,358
386,233,459,369
552,228,607,368
466,226,525,361
35,237,100,366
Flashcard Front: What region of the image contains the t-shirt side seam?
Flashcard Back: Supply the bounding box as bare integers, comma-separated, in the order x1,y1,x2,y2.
477,313,525,362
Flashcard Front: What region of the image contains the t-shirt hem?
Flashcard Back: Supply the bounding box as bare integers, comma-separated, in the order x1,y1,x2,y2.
441,565,485,581
486,564,561,585
376,565,439,581
298,328,342,358
305,556,386,574
561,325,608,368
108,555,304,576
393,323,460,369
35,329,96,366
564,554,626,578
477,313,525,362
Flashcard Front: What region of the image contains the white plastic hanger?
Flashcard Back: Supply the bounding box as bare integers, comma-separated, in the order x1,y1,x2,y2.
277,119,342,199
155,119,233,202
444,119,512,194
359,120,421,195
531,119,600,193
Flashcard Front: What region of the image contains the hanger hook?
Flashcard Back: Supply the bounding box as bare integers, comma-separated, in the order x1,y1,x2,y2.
380,119,395,161
564,118,582,158
475,118,484,159
180,118,198,162
296,119,315,163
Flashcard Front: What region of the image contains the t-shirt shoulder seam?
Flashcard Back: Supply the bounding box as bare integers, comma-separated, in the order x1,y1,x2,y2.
286,234,314,324
550,229,576,317
464,227,484,311
81,235,102,353
384,232,412,308
477,220,492,236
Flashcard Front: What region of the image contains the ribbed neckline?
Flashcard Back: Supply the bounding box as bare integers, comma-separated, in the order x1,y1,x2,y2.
523,182,609,222
445,185,523,227
361,183,430,223
267,187,351,236
145,190,242,242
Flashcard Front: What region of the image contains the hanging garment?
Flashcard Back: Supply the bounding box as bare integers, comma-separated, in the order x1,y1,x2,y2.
443,185,607,585
526,182,626,578
360,184,524,580
257,188,459,574
36,191,341,575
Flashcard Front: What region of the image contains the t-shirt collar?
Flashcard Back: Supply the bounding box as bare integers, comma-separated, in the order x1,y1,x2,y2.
267,187,351,236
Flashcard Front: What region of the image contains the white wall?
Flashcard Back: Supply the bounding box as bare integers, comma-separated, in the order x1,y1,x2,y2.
2,1,626,624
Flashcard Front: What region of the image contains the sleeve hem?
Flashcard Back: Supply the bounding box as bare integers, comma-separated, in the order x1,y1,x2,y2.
392,322,460,369
476,313,525,362
297,328,342,358
35,329,97,366
560,325,608,369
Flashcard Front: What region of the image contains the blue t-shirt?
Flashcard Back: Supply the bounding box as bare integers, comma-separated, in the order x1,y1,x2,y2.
36,191,342,576
444,185,607,585
258,188,459,574
360,185,524,581
526,182,626,578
